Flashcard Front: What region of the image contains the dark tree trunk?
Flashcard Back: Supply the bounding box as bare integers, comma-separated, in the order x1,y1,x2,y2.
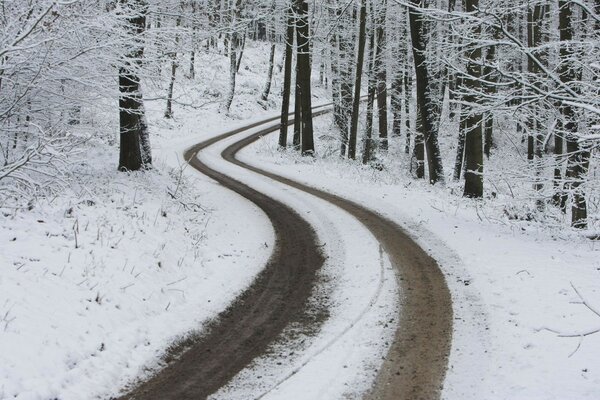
403,69,411,154
375,1,388,151
462,0,483,198
279,5,294,148
189,1,197,79
293,84,301,150
261,44,276,102
559,0,588,228
348,0,367,160
119,69,143,171
408,0,444,184
483,39,496,158
118,0,149,171
295,0,314,155
527,2,549,208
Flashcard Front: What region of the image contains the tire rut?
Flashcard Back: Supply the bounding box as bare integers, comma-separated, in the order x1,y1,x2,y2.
224,120,453,400
117,117,325,400
118,105,452,400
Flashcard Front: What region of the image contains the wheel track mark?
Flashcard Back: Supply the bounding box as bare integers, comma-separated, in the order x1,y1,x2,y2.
252,240,388,400
223,116,453,400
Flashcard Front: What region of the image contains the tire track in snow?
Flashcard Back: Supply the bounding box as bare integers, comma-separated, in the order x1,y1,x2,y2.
223,111,453,400
118,112,328,400
119,103,452,400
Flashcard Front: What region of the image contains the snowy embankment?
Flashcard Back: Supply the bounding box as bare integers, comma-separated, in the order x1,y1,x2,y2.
0,128,273,400
0,42,280,400
239,114,600,400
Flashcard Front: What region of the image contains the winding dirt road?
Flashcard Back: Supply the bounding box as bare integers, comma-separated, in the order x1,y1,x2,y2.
119,106,452,400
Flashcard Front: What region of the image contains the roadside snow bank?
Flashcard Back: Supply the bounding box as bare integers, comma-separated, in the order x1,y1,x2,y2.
0,136,273,400
240,114,600,400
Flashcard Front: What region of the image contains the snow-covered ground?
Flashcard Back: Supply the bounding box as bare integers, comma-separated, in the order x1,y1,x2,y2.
0,42,286,400
238,113,600,400
194,118,398,399
2,37,600,400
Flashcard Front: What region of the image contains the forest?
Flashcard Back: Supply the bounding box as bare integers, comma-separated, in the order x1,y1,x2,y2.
1,0,599,228
1,1,600,399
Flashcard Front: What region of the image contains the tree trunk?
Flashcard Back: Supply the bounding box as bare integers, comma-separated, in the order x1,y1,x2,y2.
559,0,588,228
279,5,294,148
348,0,367,160
375,1,388,151
363,12,377,165
118,0,149,171
462,0,483,197
223,0,243,113
408,0,444,184
295,0,314,155
403,69,411,154
165,14,182,119
261,44,276,102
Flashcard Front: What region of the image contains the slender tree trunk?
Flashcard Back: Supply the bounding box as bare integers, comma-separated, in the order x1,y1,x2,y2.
363,13,377,164
295,0,314,155
165,15,182,119
165,56,177,118
223,39,237,112
279,5,294,148
293,84,301,149
236,32,246,72
189,1,197,79
483,39,496,157
403,69,411,154
375,0,388,151
261,44,276,102
527,2,548,208
139,101,151,166
223,0,243,112
348,0,367,160
453,104,467,181
408,0,444,183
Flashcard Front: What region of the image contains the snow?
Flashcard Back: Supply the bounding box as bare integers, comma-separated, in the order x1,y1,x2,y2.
2,37,600,400
0,134,274,400
0,42,284,400
193,118,398,399
236,113,600,399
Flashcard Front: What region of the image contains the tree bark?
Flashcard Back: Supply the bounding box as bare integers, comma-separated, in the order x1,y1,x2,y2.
559,0,588,228
295,0,314,155
118,0,149,171
261,43,276,102
462,0,483,198
375,0,388,151
279,5,294,148
348,0,367,160
408,0,444,184
363,10,377,165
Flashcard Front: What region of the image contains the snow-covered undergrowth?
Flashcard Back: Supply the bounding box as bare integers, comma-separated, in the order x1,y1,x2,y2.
0,41,284,400
243,114,600,399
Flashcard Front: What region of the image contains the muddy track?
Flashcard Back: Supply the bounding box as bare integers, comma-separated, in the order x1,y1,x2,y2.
224,118,453,400
118,115,327,400
119,105,452,400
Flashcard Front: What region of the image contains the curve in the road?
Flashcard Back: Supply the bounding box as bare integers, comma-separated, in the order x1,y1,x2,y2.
223,118,453,400
118,116,326,400
119,105,452,400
